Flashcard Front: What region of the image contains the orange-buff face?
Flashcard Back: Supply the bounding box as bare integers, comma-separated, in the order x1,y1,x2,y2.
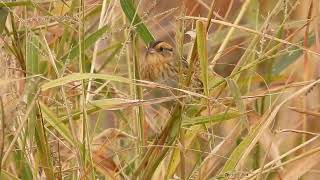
141,41,179,87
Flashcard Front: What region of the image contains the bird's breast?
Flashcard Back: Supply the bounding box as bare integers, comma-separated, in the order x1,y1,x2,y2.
141,59,178,86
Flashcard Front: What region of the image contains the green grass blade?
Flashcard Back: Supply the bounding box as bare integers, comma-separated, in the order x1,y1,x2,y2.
89,98,140,110
272,35,315,75
196,20,209,96
60,25,110,62
182,112,241,127
226,79,248,128
40,102,76,147
0,7,8,34
120,0,155,44
15,150,33,179
26,35,55,179
0,1,31,8
219,116,262,174
0,170,20,180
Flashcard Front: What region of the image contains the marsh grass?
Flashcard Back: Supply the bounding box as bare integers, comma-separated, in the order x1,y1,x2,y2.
0,0,320,179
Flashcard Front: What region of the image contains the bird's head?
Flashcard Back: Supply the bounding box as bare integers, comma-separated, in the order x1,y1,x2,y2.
145,41,174,62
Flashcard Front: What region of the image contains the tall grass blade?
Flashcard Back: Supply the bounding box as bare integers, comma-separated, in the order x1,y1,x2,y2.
0,7,8,34
120,0,155,44
196,20,209,96
26,35,55,179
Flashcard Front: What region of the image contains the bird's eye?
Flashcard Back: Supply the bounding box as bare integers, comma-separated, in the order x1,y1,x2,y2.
159,47,164,51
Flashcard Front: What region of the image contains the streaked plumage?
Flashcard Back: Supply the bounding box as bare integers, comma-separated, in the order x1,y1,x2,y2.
141,40,202,93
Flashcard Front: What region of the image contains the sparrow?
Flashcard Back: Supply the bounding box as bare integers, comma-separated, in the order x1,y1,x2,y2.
141,40,202,94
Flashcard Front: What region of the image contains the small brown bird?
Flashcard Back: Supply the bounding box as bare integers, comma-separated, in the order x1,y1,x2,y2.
141,40,202,93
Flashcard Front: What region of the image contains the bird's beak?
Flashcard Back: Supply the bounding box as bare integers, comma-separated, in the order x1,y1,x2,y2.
147,48,156,54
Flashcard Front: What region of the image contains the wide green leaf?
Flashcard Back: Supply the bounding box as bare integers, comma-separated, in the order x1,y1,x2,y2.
120,0,155,44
